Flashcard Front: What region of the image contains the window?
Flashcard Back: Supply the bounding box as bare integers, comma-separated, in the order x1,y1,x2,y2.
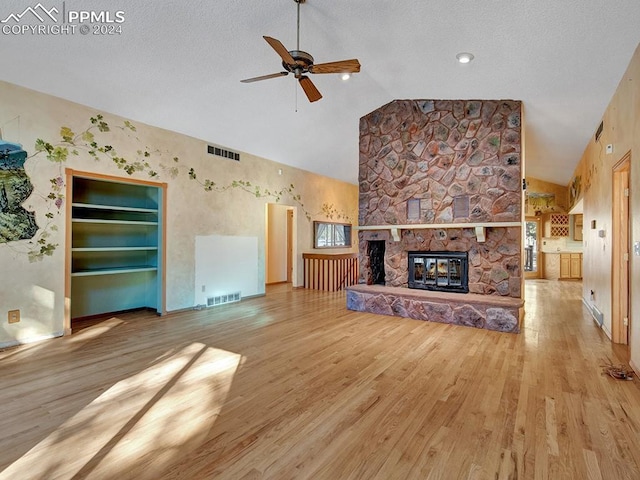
313,221,352,248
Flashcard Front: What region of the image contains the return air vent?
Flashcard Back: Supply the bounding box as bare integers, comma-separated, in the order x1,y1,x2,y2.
207,291,241,307
207,145,240,161
594,121,604,142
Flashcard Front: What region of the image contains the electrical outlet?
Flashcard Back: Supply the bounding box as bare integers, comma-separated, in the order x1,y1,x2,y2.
201,285,206,292
8,309,20,324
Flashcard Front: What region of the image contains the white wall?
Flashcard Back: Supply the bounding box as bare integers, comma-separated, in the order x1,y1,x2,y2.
194,235,260,306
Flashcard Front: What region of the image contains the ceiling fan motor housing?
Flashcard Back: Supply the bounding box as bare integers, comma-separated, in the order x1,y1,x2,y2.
283,50,314,77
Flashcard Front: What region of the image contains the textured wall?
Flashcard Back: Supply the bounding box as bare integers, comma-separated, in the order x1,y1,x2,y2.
568,43,640,372
0,80,358,347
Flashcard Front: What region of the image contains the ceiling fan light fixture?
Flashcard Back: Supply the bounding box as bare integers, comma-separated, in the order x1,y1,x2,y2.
456,52,474,64
341,73,351,81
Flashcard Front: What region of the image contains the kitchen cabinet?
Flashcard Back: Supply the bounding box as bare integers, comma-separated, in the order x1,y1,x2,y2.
573,214,583,241
548,214,569,237
560,253,582,279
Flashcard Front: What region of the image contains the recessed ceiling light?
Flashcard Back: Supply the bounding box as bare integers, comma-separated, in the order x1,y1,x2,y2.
341,73,351,81
456,52,474,64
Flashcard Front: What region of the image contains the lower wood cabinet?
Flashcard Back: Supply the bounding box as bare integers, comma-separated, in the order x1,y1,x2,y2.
560,253,582,279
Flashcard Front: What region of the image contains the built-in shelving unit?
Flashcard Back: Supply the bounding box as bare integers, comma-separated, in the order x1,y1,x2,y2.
65,170,166,325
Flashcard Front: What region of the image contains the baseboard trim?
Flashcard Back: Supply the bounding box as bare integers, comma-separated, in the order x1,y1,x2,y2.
0,331,64,350
601,323,612,340
167,293,267,315
630,359,639,378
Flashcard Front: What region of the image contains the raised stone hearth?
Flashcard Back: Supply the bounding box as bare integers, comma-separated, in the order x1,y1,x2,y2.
347,284,523,333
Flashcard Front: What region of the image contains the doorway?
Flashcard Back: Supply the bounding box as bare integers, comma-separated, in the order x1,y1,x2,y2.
524,217,541,279
612,153,631,347
266,203,295,286
287,209,293,283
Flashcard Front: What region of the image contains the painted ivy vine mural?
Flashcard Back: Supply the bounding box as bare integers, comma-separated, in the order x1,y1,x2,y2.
11,115,353,261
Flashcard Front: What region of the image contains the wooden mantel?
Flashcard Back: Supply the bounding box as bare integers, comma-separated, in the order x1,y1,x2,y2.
355,221,522,242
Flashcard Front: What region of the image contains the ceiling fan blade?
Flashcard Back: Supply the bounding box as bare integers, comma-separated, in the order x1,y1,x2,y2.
263,36,296,65
299,76,322,103
309,59,361,74
240,72,289,83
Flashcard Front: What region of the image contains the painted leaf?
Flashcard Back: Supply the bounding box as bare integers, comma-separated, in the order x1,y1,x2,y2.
60,127,75,143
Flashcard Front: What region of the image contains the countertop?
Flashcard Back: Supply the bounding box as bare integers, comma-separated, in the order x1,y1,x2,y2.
540,250,583,254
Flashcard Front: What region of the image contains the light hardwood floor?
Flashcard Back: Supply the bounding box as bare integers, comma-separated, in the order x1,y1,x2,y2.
1,280,638,479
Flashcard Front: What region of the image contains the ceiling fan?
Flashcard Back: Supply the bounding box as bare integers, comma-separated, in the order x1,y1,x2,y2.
240,0,361,103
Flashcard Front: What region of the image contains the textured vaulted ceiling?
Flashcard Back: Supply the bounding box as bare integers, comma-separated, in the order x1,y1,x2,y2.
1,0,639,187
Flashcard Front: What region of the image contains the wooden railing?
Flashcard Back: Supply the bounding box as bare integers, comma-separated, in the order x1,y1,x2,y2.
303,253,359,292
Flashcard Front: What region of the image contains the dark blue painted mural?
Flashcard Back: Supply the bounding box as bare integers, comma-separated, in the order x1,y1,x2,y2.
0,140,38,242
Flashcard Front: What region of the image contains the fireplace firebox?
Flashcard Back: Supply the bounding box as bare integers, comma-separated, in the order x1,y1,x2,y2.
408,251,469,293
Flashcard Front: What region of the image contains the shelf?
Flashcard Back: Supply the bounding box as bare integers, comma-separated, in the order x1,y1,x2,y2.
72,202,158,213
71,202,158,213
72,246,158,252
356,221,522,242
72,218,158,226
71,266,158,277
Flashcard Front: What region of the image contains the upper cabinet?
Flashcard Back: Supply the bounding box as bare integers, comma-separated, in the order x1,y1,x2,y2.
542,213,569,237
573,214,583,241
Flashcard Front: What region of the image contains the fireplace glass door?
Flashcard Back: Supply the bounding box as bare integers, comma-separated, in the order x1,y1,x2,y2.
408,251,468,293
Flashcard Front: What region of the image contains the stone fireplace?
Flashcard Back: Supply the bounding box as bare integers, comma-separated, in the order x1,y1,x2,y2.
347,99,524,333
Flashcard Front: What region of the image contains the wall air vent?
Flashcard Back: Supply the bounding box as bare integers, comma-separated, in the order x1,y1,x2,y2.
206,291,241,307
207,145,240,161
595,121,604,142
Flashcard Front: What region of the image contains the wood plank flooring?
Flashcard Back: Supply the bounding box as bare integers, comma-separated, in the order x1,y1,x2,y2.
0,280,638,479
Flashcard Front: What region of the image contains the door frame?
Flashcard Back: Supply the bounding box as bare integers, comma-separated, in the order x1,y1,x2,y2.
265,203,297,286
612,152,631,346
287,208,293,283
524,216,542,279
